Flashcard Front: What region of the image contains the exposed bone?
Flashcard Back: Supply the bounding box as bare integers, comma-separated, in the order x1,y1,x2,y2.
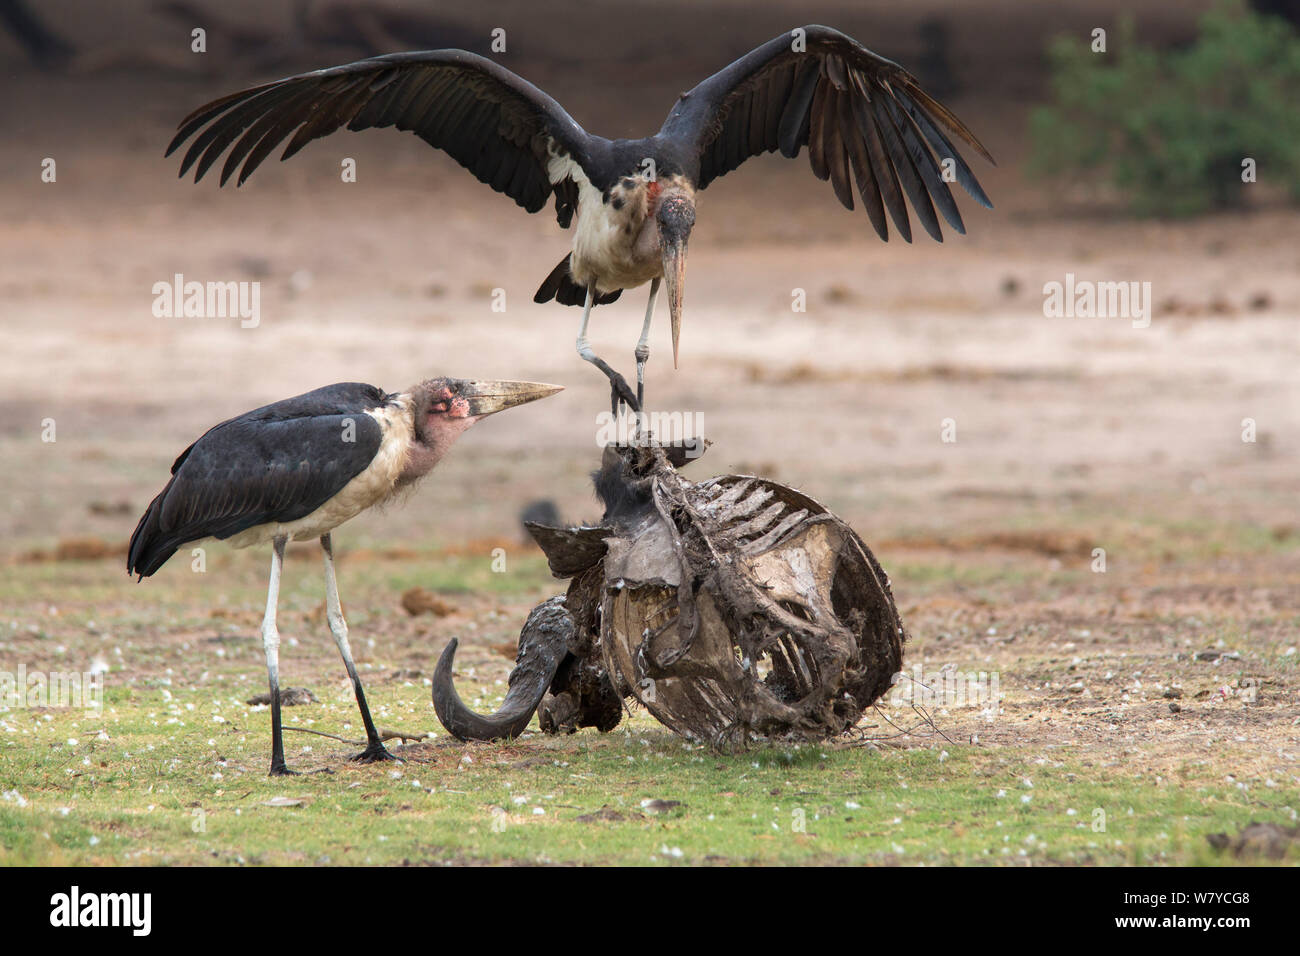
517,445,906,750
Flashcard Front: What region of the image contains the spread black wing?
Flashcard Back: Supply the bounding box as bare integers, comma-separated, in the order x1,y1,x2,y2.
660,24,994,242
128,383,389,578
166,50,596,226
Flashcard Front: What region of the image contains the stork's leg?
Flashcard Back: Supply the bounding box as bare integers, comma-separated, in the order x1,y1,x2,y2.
261,535,296,776
321,534,399,764
576,283,639,415
635,277,661,426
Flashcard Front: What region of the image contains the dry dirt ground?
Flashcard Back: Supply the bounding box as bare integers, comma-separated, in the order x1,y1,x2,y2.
0,0,1297,863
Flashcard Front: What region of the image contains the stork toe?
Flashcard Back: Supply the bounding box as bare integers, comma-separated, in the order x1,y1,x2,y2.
350,743,402,764
609,372,640,416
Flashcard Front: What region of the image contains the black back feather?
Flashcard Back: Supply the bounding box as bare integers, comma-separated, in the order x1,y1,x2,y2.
128,383,390,578
533,254,622,307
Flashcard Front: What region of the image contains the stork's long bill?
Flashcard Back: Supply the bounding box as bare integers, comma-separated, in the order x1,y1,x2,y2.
458,379,564,418
656,191,694,368
665,244,685,368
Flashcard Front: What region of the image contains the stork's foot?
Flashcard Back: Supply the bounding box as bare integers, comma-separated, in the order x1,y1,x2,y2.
607,371,640,417
269,763,299,777
350,742,402,764
580,340,640,415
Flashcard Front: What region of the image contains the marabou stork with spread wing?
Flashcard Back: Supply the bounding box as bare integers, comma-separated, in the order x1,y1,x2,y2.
167,25,993,412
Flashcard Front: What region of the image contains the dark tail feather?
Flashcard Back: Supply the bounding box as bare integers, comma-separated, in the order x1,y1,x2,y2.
127,487,179,579
533,254,622,307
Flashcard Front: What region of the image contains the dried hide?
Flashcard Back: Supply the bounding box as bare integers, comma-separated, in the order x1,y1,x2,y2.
432,444,906,750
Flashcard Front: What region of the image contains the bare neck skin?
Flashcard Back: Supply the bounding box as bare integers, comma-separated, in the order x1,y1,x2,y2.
399,387,478,487
399,417,474,486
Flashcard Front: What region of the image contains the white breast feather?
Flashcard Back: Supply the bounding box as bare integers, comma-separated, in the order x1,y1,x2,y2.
547,147,660,293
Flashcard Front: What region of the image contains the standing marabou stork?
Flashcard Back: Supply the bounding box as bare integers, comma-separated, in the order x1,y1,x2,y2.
166,24,993,412
127,377,560,775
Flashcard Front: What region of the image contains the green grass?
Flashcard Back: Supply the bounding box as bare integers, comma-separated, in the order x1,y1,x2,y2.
1,673,1295,866
1,533,1296,866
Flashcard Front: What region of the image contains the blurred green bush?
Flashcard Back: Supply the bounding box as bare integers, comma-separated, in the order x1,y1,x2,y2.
1030,0,1300,216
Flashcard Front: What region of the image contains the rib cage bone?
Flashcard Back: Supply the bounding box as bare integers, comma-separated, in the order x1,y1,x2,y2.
535,445,907,750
